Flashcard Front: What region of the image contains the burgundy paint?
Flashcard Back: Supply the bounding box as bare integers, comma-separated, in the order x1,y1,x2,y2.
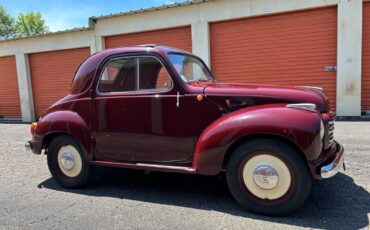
29,45,342,179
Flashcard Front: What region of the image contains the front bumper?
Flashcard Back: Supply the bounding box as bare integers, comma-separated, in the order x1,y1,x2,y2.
320,141,345,178
25,140,42,155
25,141,32,151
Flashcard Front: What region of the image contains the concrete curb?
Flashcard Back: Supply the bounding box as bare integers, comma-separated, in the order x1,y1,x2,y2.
336,116,370,121
0,119,30,124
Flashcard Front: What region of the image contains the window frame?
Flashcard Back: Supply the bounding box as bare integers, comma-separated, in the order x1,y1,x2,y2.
96,55,174,96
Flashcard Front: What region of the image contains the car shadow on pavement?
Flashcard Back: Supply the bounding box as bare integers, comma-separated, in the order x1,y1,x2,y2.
38,168,369,230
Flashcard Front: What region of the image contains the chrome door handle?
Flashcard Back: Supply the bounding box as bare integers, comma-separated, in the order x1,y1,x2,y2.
176,91,180,107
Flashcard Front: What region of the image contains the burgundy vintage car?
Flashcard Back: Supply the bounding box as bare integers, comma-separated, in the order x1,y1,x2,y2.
26,45,345,215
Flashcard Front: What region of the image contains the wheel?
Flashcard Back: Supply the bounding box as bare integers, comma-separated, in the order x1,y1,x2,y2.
47,135,94,188
226,139,311,216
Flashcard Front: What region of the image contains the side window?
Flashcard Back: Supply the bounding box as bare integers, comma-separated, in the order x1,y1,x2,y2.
139,57,172,91
98,56,172,93
156,68,172,89
98,58,137,93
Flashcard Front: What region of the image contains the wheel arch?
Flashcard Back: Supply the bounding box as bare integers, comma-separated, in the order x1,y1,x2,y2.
222,133,308,170
43,132,77,151
34,110,92,161
42,132,91,161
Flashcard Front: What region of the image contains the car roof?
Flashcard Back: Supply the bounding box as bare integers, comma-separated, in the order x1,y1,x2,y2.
99,44,191,56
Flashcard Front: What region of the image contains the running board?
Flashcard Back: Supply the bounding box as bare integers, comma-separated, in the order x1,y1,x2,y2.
92,161,197,174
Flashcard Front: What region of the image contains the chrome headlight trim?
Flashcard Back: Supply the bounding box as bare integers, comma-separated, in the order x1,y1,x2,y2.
286,103,317,113
320,120,325,139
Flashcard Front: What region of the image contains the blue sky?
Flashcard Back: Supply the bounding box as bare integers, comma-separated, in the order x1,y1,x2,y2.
0,0,186,32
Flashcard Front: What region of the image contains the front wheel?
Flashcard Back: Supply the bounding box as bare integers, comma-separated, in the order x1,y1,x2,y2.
226,139,311,215
47,135,94,188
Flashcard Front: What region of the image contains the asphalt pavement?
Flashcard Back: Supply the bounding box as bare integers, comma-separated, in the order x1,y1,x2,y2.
0,123,369,230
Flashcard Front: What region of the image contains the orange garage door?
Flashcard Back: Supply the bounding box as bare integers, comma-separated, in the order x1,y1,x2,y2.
29,47,90,118
0,56,21,118
105,26,192,52
210,7,337,110
363,2,370,111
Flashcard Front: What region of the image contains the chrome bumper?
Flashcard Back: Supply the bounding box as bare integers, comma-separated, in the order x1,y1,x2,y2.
25,141,32,151
320,142,345,178
24,141,33,151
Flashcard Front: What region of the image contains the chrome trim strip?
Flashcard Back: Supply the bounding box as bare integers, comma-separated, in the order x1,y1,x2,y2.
136,57,140,91
286,103,317,112
298,86,324,92
92,160,196,173
136,163,196,172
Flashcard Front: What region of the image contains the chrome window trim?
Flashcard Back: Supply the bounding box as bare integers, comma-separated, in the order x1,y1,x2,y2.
136,58,140,91
96,55,174,96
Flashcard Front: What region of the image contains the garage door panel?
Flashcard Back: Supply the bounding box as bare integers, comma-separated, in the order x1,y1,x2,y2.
105,26,191,52
0,56,21,118
362,2,370,111
30,48,90,118
211,7,337,110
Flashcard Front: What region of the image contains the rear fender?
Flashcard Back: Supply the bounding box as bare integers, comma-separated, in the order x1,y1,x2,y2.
33,111,92,160
193,104,322,175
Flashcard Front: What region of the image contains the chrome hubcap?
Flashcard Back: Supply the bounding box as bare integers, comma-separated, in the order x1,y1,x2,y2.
57,145,82,178
60,152,75,170
242,154,291,200
253,165,279,190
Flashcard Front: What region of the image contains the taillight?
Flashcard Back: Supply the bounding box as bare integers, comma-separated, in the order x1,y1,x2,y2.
30,122,37,134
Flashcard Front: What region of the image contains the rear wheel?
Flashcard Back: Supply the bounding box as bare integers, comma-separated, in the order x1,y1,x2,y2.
226,139,311,215
47,135,94,188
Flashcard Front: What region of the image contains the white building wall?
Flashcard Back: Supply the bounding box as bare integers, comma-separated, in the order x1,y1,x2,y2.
191,21,210,67
15,53,35,122
336,0,363,116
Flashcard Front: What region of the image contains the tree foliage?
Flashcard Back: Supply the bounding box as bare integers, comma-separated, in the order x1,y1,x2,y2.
0,5,15,39
0,5,49,40
16,12,49,37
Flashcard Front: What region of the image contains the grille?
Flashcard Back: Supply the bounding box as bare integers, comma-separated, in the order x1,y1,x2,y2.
327,120,335,146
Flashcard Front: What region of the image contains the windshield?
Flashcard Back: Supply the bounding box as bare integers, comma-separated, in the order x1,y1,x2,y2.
168,53,215,83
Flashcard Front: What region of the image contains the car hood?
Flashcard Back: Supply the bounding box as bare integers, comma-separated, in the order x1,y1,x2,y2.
188,82,329,112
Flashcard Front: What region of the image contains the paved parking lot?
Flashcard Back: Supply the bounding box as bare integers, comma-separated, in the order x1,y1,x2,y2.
0,123,369,230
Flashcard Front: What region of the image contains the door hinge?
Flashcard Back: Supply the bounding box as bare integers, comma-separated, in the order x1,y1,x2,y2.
90,135,96,146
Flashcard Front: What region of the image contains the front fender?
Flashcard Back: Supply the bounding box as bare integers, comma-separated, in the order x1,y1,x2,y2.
193,104,322,175
32,110,91,160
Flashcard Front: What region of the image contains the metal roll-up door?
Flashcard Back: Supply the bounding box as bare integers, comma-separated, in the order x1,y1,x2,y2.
210,7,337,110
29,47,90,118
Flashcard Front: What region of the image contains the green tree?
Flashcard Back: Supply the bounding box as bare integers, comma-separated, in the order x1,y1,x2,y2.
15,11,49,37
0,5,15,39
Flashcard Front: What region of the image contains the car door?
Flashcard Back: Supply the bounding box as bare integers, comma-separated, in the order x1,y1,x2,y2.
91,54,196,164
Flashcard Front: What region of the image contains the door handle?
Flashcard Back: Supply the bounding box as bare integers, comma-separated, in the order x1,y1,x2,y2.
324,66,337,72
176,91,180,107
